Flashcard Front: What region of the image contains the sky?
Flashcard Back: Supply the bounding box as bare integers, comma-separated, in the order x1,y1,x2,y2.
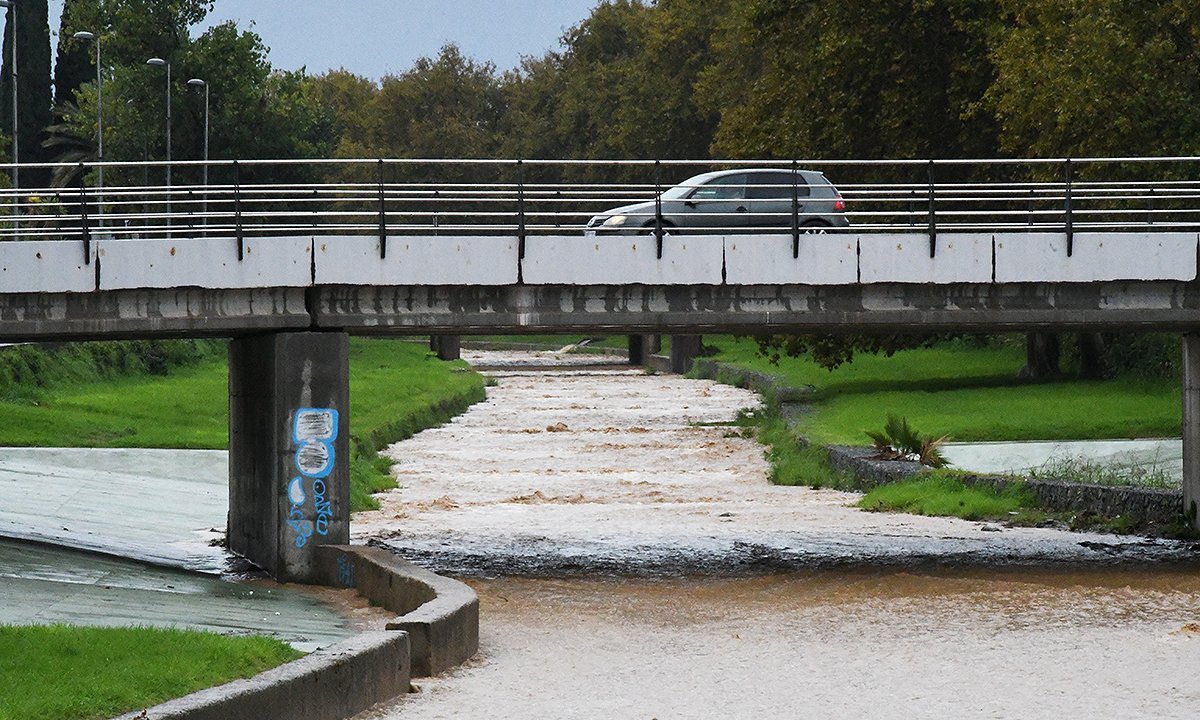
46,0,601,80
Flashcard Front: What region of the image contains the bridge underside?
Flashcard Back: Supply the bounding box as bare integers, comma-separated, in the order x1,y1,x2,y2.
2,281,1200,341
313,282,1200,335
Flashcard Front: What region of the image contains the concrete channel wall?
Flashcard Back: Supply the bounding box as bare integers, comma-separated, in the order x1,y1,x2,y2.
114,545,480,720
315,544,481,677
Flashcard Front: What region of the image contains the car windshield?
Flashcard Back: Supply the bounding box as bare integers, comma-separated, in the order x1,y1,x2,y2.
661,183,696,200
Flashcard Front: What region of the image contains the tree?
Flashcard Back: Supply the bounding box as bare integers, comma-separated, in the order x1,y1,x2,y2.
53,0,92,107
52,4,334,190
310,69,377,155
986,0,1200,159
697,0,999,161
0,0,54,182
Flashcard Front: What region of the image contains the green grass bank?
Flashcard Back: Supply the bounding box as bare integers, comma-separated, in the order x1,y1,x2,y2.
706,335,1183,528
705,335,1179,444
0,338,487,510
0,625,302,720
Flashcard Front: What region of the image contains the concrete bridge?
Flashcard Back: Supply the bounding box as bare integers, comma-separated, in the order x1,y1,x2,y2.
3,156,1200,580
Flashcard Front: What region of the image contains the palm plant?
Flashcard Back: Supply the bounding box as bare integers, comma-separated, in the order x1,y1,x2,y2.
866,414,950,468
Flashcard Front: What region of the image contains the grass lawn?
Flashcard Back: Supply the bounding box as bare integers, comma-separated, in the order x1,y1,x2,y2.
706,336,1180,445
857,474,1036,521
0,625,302,720
0,338,487,510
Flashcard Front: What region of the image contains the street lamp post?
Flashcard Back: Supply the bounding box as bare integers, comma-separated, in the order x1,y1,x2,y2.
187,78,208,232
0,0,18,193
74,31,102,223
146,57,171,187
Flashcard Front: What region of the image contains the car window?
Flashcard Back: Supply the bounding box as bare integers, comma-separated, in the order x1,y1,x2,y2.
688,174,747,201
746,172,810,199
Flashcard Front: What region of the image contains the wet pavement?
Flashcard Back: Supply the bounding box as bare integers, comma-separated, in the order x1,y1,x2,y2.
0,448,365,650
943,438,1183,484
0,447,229,572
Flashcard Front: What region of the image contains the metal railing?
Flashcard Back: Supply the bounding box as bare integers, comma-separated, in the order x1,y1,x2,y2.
1,157,1198,256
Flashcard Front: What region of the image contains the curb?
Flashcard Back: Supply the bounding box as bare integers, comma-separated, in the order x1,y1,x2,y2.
113,544,480,720
112,632,411,720
316,544,480,677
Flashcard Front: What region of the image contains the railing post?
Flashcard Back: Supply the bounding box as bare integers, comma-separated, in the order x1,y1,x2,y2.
378,159,387,260
927,159,937,258
1064,158,1074,257
654,159,664,259
517,159,526,260
791,159,800,259
234,160,244,262
78,164,91,265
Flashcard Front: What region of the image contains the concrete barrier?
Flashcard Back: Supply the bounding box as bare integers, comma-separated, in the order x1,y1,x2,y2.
315,544,480,677
112,631,411,720
113,544,479,720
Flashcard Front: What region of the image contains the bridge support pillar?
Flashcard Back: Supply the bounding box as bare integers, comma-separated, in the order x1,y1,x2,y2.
628,335,645,365
670,335,702,374
430,335,461,361
229,331,350,582
1184,335,1200,528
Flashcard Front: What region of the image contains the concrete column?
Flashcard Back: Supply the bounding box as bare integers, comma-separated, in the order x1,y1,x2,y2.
229,331,350,582
627,335,645,365
670,334,702,374
1184,334,1200,528
430,335,461,361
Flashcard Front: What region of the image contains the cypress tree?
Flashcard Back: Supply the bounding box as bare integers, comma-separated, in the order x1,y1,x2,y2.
54,0,92,108
0,0,54,184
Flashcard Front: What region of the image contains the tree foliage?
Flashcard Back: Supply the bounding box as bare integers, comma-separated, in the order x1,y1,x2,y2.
987,0,1200,158
698,0,999,161
1,0,54,177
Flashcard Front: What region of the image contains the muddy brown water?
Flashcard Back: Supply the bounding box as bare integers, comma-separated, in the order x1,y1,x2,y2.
359,567,1200,719
354,350,1200,718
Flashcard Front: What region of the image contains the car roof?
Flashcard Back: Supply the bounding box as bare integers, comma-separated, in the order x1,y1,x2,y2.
683,168,829,183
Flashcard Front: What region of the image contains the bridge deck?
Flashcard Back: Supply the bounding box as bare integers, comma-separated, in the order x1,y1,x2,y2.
0,232,1197,340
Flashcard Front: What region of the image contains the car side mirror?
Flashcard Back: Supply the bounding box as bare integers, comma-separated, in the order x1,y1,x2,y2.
684,200,697,209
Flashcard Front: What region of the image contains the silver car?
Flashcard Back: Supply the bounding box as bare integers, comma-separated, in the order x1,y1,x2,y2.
585,168,848,234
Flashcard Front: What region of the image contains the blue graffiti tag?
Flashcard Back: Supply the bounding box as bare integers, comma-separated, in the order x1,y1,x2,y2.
336,555,354,588
288,408,339,548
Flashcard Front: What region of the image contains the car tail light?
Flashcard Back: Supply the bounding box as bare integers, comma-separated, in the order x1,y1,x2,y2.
834,196,845,212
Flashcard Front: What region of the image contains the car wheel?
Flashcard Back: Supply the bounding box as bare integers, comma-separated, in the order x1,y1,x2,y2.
801,221,831,234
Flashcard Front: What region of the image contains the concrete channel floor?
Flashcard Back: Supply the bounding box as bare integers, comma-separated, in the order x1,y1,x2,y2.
0,447,358,651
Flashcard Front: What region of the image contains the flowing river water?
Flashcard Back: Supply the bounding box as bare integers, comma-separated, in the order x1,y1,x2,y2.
352,350,1200,719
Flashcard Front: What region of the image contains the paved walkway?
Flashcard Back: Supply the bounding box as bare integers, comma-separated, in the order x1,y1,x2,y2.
944,438,1182,483
0,447,357,650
